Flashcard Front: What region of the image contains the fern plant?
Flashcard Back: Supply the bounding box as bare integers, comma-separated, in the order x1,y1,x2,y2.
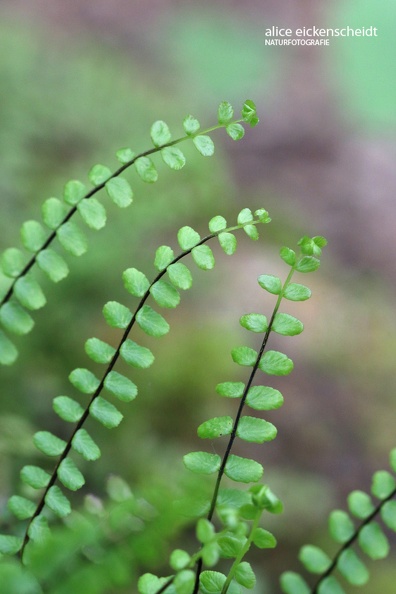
0,99,395,594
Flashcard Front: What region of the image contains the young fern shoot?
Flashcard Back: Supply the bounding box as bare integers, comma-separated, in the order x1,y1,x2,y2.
138,236,327,594
0,208,271,561
0,100,259,366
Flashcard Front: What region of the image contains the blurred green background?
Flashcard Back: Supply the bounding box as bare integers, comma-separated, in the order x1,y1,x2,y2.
0,0,395,592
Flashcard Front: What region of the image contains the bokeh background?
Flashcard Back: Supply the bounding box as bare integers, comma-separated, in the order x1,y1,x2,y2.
1,0,395,592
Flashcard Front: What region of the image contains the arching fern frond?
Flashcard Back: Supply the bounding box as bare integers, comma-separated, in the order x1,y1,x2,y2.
0,100,259,366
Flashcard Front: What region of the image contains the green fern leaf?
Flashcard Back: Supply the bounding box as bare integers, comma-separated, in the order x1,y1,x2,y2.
14,277,46,311
0,535,23,555
85,337,116,364
246,386,284,410
299,545,331,573
104,371,137,402
177,226,200,250
8,495,36,520
317,576,346,594
33,431,66,456
105,177,133,208
45,485,71,518
242,100,259,127
154,245,174,271
235,562,256,589
120,339,155,368
57,221,88,256
41,197,68,229
53,396,84,423
231,346,258,367
135,157,158,183
208,215,227,232
337,549,369,586
115,147,135,164
215,381,245,399
280,571,310,594
77,198,107,230
136,305,169,337
224,454,263,483
20,220,46,252
252,527,276,549
243,224,259,240
63,179,86,205
88,164,112,185
174,569,195,594
167,263,193,290
123,267,150,297
348,491,374,519
28,516,50,544
0,302,34,335
161,146,186,170
183,115,200,135
295,256,320,273
240,313,268,333
102,301,132,329
37,249,69,282
72,429,101,461
150,280,180,308
328,510,355,543
69,368,100,394
218,231,237,255
20,465,51,489
1,248,26,278
237,208,253,225
371,470,396,498
237,416,277,443
283,283,311,301
218,101,234,124
272,313,303,336
193,135,214,157
57,458,85,491
0,331,18,365
280,247,296,266
183,452,221,475
358,522,389,559
199,570,226,594
90,397,123,429
150,120,172,147
258,274,282,295
197,416,233,439
381,501,396,531
259,350,294,376
226,123,245,141
192,245,215,270
138,574,168,594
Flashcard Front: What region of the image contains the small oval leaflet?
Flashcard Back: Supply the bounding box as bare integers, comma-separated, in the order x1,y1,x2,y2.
258,274,282,295
197,416,233,439
85,337,116,364
299,545,331,574
337,549,369,586
183,451,221,475
193,135,215,157
177,226,201,250
8,495,36,520
348,490,374,519
284,283,311,302
123,267,150,297
161,146,186,170
90,397,123,429
103,301,132,329
33,431,66,457
53,396,84,423
1,247,26,278
45,485,71,518
216,381,245,399
237,208,253,225
218,232,237,255
183,114,200,135
20,465,51,489
246,386,284,410
135,157,158,183
259,350,294,376
0,302,34,336
226,123,245,141
63,179,86,206
231,346,258,367
120,339,155,369
272,313,303,336
37,249,69,283
295,256,320,273
150,120,172,147
328,510,355,543
77,198,107,230
41,197,68,230
280,571,310,594
105,177,133,208
69,368,100,394
252,527,277,549
0,331,17,365
358,522,389,560
209,215,227,233
104,371,138,402
88,164,112,186
14,276,46,311
240,313,268,333
72,429,101,461
224,454,263,483
218,101,234,124
136,305,170,338
381,500,396,531
58,458,85,491
57,221,88,257
192,245,215,270
150,280,180,308
237,416,277,443
20,220,47,253
371,470,396,499
167,263,193,290
235,562,256,589
154,245,174,271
